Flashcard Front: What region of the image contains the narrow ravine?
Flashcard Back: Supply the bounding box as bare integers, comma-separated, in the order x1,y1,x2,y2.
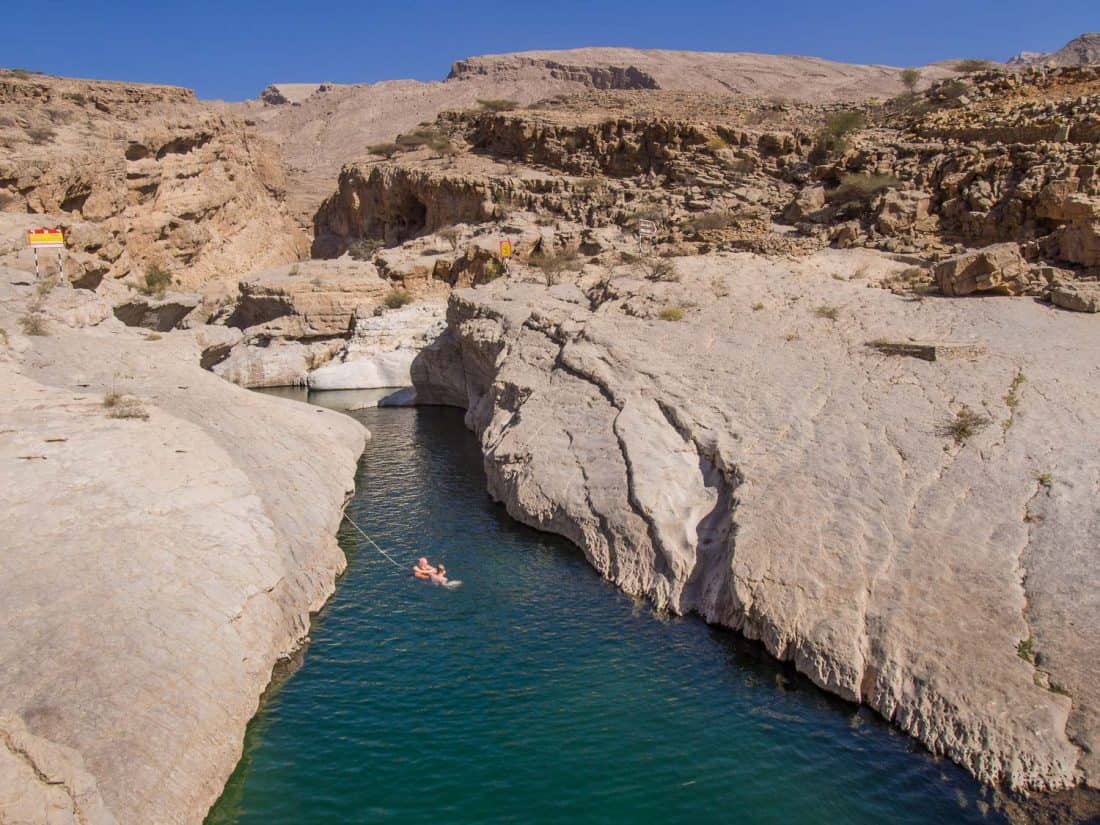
207,395,1003,824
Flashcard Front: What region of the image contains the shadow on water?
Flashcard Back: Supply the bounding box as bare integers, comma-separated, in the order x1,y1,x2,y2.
207,393,1008,825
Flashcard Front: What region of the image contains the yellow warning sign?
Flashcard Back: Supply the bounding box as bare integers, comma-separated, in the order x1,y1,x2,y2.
499,240,512,259
27,228,65,247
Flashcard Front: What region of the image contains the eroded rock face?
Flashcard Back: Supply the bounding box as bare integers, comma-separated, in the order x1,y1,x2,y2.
0,71,307,290
0,265,367,824
111,292,201,331
230,263,388,337
308,302,446,390
313,163,501,253
412,252,1100,794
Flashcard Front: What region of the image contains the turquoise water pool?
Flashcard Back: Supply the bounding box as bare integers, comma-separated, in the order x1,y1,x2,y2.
207,400,1002,824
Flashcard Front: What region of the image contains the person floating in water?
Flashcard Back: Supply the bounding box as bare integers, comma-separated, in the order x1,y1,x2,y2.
412,557,449,585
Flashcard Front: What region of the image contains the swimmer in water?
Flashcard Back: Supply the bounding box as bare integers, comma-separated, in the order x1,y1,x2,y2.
413,557,450,585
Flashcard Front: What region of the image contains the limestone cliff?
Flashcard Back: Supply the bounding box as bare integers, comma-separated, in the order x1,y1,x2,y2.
0,70,308,290
412,252,1099,796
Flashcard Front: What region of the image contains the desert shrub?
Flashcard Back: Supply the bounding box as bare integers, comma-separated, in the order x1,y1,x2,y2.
46,106,74,125
939,80,970,101
106,397,149,420
937,406,991,445
1005,370,1026,411
626,204,666,225
26,126,56,145
685,210,743,233
306,349,331,370
531,248,581,286
348,238,382,260
383,289,413,309
658,305,684,322
19,313,47,336
574,177,605,193
752,302,765,311
438,226,460,251
35,271,60,297
828,173,900,204
1017,636,1033,662
395,126,456,156
367,142,398,158
722,155,757,174
476,98,518,113
705,134,728,152
954,59,994,74
900,68,921,94
814,305,840,321
479,257,504,283
625,252,678,282
810,110,865,162
140,264,172,296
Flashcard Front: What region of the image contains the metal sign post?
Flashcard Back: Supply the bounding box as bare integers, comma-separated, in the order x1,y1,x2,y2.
27,227,66,283
499,239,513,274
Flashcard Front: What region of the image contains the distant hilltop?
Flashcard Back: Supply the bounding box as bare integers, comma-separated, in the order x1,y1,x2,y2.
1008,32,1100,67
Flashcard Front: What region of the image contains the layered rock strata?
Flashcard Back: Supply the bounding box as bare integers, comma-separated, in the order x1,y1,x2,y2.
0,71,307,290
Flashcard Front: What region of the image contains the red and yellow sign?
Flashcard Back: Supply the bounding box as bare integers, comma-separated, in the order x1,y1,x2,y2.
27,228,65,248
499,239,512,259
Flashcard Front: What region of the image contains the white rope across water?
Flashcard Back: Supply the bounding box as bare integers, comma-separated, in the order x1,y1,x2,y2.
341,510,407,570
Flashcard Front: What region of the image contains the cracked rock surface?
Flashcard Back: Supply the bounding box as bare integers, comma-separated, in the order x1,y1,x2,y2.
412,249,1099,795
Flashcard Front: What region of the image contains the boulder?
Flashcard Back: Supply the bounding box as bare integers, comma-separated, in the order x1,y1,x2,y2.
432,246,504,288
782,185,826,222
933,243,1036,296
1050,281,1100,313
229,263,388,336
876,190,933,236
112,292,201,331
1055,224,1100,268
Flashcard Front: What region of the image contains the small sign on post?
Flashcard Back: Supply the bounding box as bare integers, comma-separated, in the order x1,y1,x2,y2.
27,227,66,283
637,219,657,239
498,239,513,259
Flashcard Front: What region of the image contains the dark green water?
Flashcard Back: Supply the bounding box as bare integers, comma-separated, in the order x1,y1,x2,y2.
207,398,1003,824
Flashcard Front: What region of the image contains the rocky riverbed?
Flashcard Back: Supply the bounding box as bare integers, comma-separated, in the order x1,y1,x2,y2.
0,265,366,824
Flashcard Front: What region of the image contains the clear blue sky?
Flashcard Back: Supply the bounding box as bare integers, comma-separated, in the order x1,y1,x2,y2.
1,1,1095,100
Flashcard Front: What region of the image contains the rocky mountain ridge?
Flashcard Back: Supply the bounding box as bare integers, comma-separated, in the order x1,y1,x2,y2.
1008,33,1100,68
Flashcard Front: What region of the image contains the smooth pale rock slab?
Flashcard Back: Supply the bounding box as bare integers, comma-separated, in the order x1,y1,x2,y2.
307,302,445,390
412,249,1099,795
309,348,417,390
0,267,367,824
